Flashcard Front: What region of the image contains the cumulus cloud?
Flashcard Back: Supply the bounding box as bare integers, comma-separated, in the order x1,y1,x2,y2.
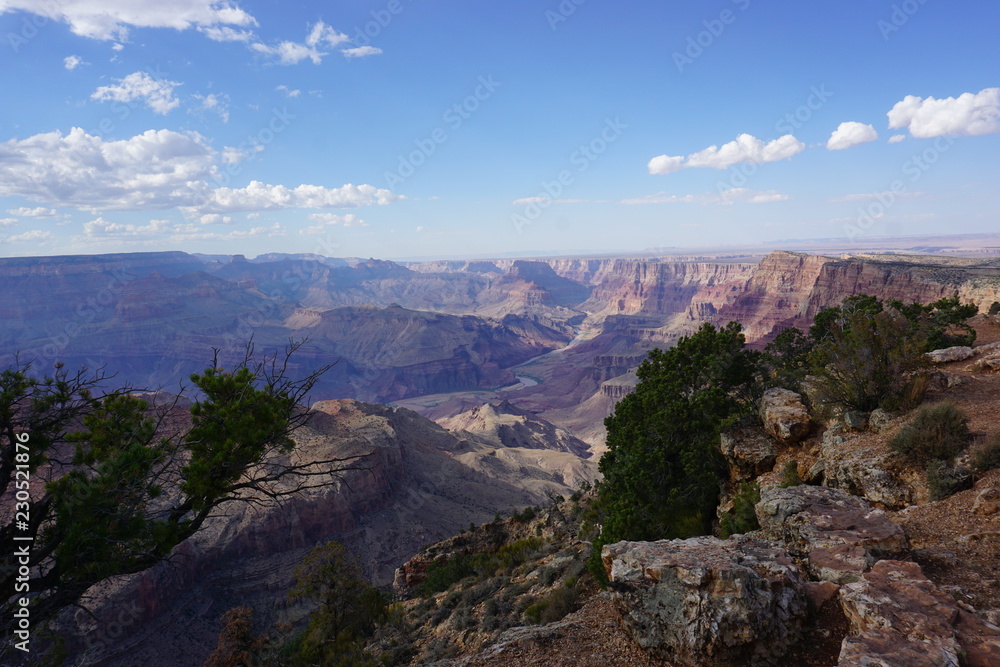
888,134,906,144
342,46,382,59
622,188,789,206
648,134,804,174
0,128,215,210
91,71,182,114
198,213,234,225
826,122,878,150
0,127,403,215
888,88,1000,138
306,20,349,48
192,181,401,215
63,55,87,70
0,218,17,227
276,85,301,98
0,0,258,41
7,206,56,217
251,20,349,65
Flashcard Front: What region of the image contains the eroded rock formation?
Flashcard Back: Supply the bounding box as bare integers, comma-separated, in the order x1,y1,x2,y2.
603,536,808,666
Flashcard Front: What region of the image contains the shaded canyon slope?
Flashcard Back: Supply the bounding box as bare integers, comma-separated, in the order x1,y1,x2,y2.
67,398,598,666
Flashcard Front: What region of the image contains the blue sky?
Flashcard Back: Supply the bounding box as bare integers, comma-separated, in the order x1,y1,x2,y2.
0,0,997,259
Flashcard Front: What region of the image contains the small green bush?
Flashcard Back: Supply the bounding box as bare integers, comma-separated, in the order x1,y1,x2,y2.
418,538,545,597
989,302,1000,315
889,402,971,465
720,482,761,538
512,506,537,523
925,460,973,501
779,461,802,489
971,435,1000,473
522,585,580,625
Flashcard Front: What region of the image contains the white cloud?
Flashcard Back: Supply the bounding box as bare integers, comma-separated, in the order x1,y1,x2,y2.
888,88,1000,138
198,213,234,225
64,55,87,70
306,20,348,48
251,41,322,65
888,134,906,144
1,229,53,244
512,196,551,206
190,181,402,215
307,213,363,225
0,128,214,210
0,0,258,41
91,71,182,114
251,20,348,65
300,212,367,234
826,122,878,150
0,127,403,215
199,25,255,42
179,223,285,241
510,196,596,206
342,46,382,59
276,85,301,98
622,188,789,206
7,206,56,217
220,143,262,165
832,191,924,203
747,190,790,204
0,218,17,227
646,155,685,175
415,226,425,232
648,134,804,174
194,93,229,122
83,216,174,236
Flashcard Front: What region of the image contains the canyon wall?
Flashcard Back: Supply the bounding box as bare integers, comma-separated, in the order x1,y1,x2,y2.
716,252,1000,342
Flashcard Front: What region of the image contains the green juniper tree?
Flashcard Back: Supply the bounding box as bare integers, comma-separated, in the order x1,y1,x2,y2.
589,322,762,579
0,343,361,652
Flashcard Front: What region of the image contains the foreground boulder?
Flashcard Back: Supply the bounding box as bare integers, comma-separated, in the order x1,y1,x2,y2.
838,560,1000,667
759,388,811,445
756,486,908,584
603,536,807,666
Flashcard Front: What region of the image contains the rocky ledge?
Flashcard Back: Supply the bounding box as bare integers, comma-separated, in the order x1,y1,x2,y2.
603,485,1000,667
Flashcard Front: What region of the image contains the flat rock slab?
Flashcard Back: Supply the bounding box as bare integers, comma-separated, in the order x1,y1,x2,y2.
926,346,975,364
603,536,807,666
756,485,908,584
838,560,1000,667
